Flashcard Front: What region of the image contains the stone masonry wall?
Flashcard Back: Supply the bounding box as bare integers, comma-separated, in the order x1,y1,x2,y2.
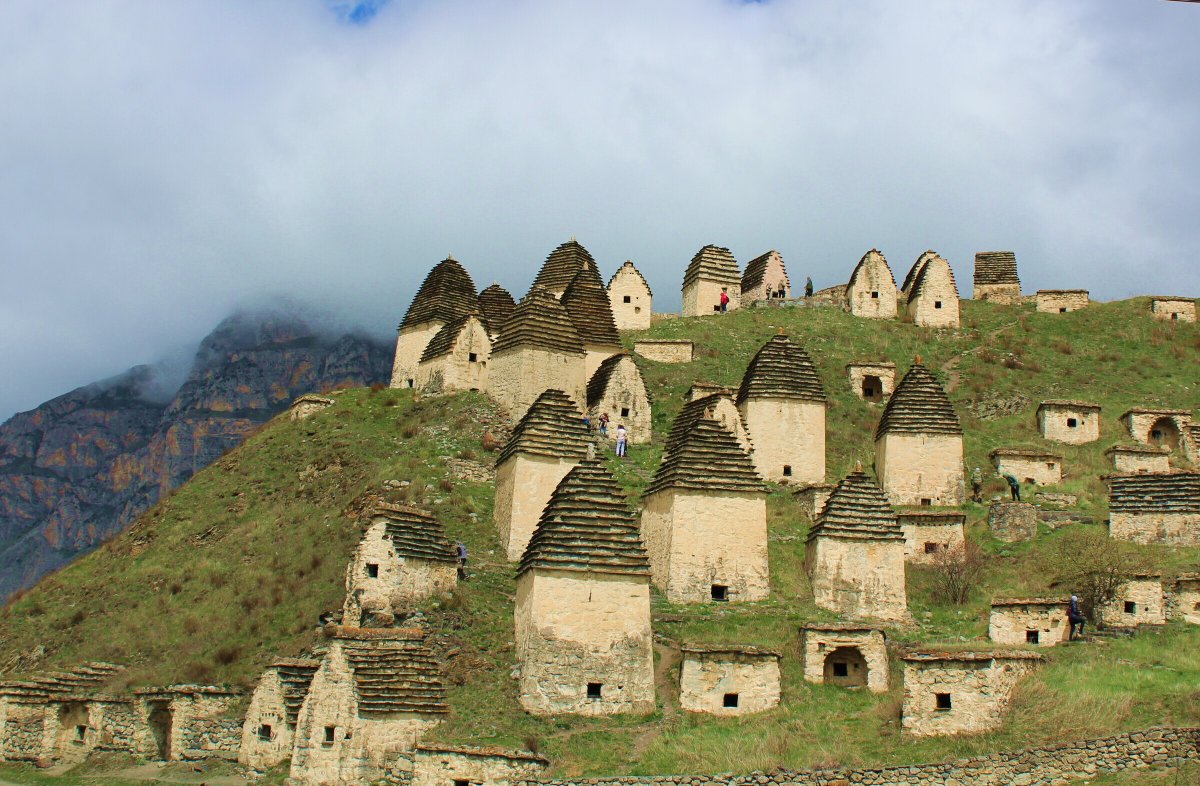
408,746,549,786
343,520,457,626
518,726,1200,786
1101,579,1165,627
1036,291,1089,313
898,517,965,564
609,268,653,331
633,341,693,363
678,652,780,716
805,537,909,622
415,319,490,395
991,454,1061,486
590,358,652,445
901,656,1039,737
973,282,1021,304
875,432,964,506
846,364,895,402
1111,450,1171,474
989,603,1068,647
1151,298,1196,323
682,279,740,318
847,263,897,320
1177,579,1200,625
488,347,587,423
739,398,824,485
239,670,293,771
1109,511,1200,546
391,322,443,389
495,454,578,561
799,628,889,693
1038,407,1100,444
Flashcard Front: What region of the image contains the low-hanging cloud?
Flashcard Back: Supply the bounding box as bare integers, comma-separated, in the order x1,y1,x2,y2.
1,0,1198,420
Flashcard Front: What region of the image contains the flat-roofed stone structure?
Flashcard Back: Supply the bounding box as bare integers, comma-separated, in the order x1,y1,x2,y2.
515,459,654,716
133,685,243,762
740,250,790,303
897,510,966,564
736,334,826,484
586,354,651,445
805,469,909,621
1120,408,1193,454
1037,400,1101,444
1175,573,1200,625
681,245,741,317
1107,471,1200,545
1106,443,1171,474
489,288,587,420
415,312,491,395
494,390,591,561
901,650,1042,737
988,599,1068,647
607,260,653,331
904,251,960,328
532,238,598,299
633,339,693,363
793,483,834,519
391,257,478,389
562,266,623,379
1150,296,1196,323
846,249,898,319
847,361,896,403
1036,289,1089,313
343,503,458,626
1101,575,1166,627
641,403,767,603
875,362,964,506
972,252,1021,304
477,283,516,338
239,659,320,771
678,645,781,715
989,448,1063,486
289,395,335,420
799,624,888,693
406,744,549,786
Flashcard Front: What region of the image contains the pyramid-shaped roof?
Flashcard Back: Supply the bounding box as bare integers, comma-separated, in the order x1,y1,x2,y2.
847,249,895,290
736,334,826,405
477,284,516,330
807,469,904,542
741,250,789,294
517,458,651,578
271,660,320,727
562,267,621,347
646,404,764,496
901,251,938,295
608,260,653,296
586,354,649,411
400,257,479,329
419,312,489,363
908,252,959,300
497,389,591,465
492,287,584,355
341,632,448,716
532,239,598,295
682,245,740,289
370,502,458,564
974,252,1020,286
875,363,962,439
1108,471,1200,514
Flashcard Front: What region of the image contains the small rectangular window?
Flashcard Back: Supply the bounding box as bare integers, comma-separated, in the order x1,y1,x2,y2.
366,563,379,578
782,465,792,477
623,295,631,303
924,542,938,554
1124,601,1137,614
934,300,943,309
1172,313,1179,320
324,726,336,743
634,306,641,313
621,407,630,417
586,682,602,699
714,304,722,312
1066,418,1078,428
935,693,952,710
1026,630,1039,644
920,498,932,506
1059,307,1067,313
1046,462,1056,470
76,725,87,742
468,352,478,363
711,585,728,602
722,693,739,708
454,780,471,786
406,378,414,388
258,724,272,741
832,662,849,677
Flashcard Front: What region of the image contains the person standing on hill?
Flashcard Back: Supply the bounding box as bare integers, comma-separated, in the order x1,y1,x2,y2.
456,541,468,580
971,467,983,502
804,276,814,298
1003,473,1021,501
1068,595,1086,640
615,424,628,457
719,288,730,313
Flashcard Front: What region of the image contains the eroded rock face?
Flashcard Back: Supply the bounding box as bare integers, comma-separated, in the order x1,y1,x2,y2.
0,311,391,598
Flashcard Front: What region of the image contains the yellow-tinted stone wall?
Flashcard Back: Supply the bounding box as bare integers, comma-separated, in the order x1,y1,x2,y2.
494,454,578,561
876,432,965,506
739,398,825,484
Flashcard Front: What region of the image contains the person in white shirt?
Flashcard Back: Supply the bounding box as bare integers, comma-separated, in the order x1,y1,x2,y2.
615,424,628,457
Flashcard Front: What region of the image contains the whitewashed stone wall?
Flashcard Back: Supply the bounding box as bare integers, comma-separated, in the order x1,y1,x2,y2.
1038,405,1100,444
1101,578,1165,627
988,601,1068,647
342,519,457,626
805,536,909,622
875,432,964,506
1036,290,1089,313
678,649,781,716
901,654,1041,737
391,322,444,389
488,348,587,423
682,279,740,318
608,264,653,331
633,341,693,363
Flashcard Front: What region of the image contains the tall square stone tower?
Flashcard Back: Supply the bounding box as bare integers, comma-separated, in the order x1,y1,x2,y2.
488,288,587,421
681,245,741,317
972,251,1021,303
875,361,964,506
390,257,479,390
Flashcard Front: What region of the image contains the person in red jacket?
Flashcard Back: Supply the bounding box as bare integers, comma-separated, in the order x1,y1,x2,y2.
719,288,730,313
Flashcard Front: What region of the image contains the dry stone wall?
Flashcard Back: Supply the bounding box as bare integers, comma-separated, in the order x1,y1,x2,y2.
988,502,1038,542
988,600,1068,647
846,362,895,403
633,340,693,363
798,626,888,693
897,511,965,563
1150,297,1196,322
1037,402,1101,444
679,647,781,716
1036,290,1089,313
1101,577,1165,627
990,449,1062,486
1106,445,1171,473
901,652,1041,737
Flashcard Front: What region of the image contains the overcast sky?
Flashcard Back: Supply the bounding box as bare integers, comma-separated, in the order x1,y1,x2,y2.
2,0,1198,420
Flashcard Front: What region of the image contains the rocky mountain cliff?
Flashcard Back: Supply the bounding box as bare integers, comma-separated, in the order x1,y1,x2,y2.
0,309,392,599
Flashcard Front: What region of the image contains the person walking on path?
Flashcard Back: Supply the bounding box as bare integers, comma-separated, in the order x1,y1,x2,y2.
615,424,628,457
1003,473,1021,501
456,541,468,580
804,276,814,298
1068,595,1086,640
971,467,983,503
719,288,730,313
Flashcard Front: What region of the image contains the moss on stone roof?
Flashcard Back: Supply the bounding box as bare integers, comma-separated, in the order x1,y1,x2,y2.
371,503,458,564
875,363,962,438
400,258,479,330
806,469,905,543
342,633,448,716
492,288,584,355
1107,471,1200,514
497,389,591,465
736,334,826,405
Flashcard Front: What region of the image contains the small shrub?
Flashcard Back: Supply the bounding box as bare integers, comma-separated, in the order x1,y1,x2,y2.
929,541,986,605
183,661,213,683
213,645,240,665
1050,340,1073,355
402,425,419,439
439,478,454,493
67,609,86,627
369,382,385,393
1039,529,1150,626
523,735,540,755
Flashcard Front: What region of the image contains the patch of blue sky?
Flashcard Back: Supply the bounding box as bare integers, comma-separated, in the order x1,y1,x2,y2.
326,0,390,25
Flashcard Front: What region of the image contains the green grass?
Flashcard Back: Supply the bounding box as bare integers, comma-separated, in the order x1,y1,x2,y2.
2,297,1199,779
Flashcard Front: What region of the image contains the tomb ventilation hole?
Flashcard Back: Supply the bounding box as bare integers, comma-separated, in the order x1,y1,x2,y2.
1172,313,1179,320
920,498,932,506
621,407,630,417
934,300,943,309
623,295,632,303
1046,462,1056,470
1024,477,1035,485
832,662,849,678
714,305,722,312
924,542,939,554
75,725,87,742
723,693,740,708
782,465,793,477
366,563,379,578
711,584,729,602
1124,601,1137,614
468,352,478,363
1066,418,1078,428
324,726,336,744
406,378,414,388
1026,630,1040,644
1193,602,1200,612
634,306,642,313
861,375,883,403
1059,307,1068,313
258,724,272,741
586,682,603,699
871,291,880,299
454,780,472,786
935,693,952,711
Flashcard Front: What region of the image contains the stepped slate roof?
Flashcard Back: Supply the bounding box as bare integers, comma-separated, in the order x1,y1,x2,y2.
517,458,650,578
908,253,959,300
736,334,826,405
1108,471,1200,514
400,258,479,330
477,284,516,331
497,389,591,465
682,245,740,289
586,354,649,411
419,312,488,363
342,632,448,716
974,252,1020,286
272,659,320,727
371,502,458,564
847,249,895,290
646,401,764,496
492,287,584,355
741,250,790,294
1105,443,1170,456
562,267,621,347
0,662,125,702
532,239,597,294
608,260,653,297
806,470,905,543
901,251,938,295
875,363,961,438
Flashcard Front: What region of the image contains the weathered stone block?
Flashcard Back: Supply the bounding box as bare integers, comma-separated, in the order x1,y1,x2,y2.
988,502,1038,542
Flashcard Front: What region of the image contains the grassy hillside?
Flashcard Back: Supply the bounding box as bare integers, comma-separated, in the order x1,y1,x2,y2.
2,297,1199,781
